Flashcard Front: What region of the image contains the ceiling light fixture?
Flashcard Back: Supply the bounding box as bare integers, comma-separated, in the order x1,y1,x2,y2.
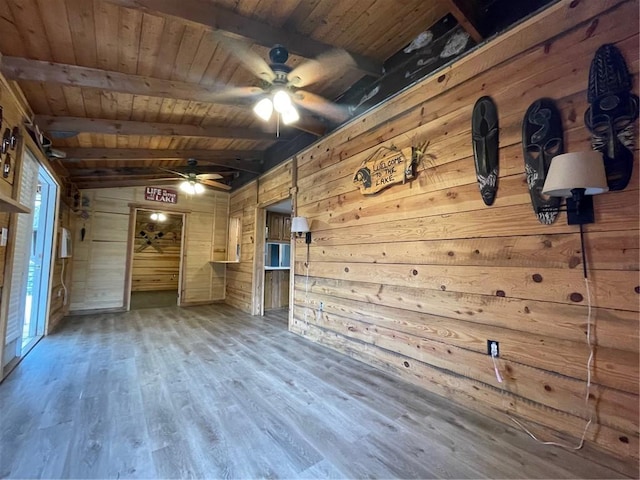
180,180,204,195
253,89,299,126
150,212,167,222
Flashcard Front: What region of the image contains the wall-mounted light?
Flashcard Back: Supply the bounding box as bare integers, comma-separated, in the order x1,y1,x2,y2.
150,212,167,222
542,151,609,226
291,216,311,244
541,151,609,278
291,216,311,266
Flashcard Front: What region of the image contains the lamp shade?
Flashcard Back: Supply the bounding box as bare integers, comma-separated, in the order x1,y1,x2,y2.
272,90,292,113
542,151,609,197
180,180,195,194
291,216,310,233
281,104,300,125
253,98,273,122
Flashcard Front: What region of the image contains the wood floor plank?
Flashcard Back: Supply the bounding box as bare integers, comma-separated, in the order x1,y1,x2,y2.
0,304,635,479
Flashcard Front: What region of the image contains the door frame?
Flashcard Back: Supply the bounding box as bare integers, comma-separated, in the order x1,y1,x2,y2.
26,166,58,344
124,205,187,310
253,197,292,316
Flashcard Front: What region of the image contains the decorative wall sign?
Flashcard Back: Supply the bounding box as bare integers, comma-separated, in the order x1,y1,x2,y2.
144,187,178,204
522,98,563,224
584,44,638,191
353,146,416,195
472,96,499,206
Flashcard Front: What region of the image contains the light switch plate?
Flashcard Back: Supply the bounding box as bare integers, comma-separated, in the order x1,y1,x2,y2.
0,227,7,246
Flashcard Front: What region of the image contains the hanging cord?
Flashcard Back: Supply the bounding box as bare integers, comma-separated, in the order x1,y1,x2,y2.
60,257,68,306
491,347,503,383
303,254,310,324
496,225,594,450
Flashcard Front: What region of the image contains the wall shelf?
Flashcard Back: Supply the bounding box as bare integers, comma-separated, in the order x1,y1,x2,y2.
0,191,31,214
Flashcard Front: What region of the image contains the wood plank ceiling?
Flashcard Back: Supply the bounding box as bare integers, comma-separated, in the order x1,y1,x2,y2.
0,0,506,190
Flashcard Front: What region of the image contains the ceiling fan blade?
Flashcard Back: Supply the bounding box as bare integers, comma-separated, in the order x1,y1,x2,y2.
196,173,224,180
294,90,351,124
287,49,355,88
157,166,189,178
215,85,264,101
200,178,232,191
214,33,276,83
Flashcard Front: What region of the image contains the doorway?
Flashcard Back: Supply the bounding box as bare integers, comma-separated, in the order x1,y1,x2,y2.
22,167,57,349
128,209,185,310
3,152,57,369
262,198,292,317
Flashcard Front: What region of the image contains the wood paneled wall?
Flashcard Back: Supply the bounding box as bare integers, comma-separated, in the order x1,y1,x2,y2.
231,0,640,463
0,73,71,366
47,201,73,331
70,187,228,311
226,159,292,313
226,181,258,312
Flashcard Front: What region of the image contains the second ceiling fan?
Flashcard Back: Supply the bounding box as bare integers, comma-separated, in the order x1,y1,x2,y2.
156,159,232,192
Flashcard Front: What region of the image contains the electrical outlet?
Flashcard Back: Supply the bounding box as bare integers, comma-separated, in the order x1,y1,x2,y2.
487,340,499,357
319,302,324,312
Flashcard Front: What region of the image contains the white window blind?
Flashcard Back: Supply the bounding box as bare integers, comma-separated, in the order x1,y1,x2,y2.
5,150,39,345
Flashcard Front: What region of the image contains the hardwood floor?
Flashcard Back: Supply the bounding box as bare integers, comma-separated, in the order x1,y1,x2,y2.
0,304,635,479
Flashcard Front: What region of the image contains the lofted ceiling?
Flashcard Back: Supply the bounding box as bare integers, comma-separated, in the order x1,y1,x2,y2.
0,0,554,191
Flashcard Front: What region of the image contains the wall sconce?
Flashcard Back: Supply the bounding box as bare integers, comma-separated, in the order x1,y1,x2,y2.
541,151,609,278
291,216,311,244
291,216,311,266
542,151,609,226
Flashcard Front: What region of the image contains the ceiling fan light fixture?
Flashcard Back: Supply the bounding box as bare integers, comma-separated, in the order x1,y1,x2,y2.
272,89,292,113
253,97,273,122
281,104,300,125
180,180,201,195
150,212,167,222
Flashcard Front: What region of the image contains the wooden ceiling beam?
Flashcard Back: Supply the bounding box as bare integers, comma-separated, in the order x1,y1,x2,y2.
72,177,235,191
0,55,248,105
35,115,278,141
104,0,382,78
60,148,262,173
60,147,260,160
444,0,483,43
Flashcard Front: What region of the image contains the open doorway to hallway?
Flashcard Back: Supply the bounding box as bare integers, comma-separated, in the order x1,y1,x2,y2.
128,209,184,310
263,198,292,316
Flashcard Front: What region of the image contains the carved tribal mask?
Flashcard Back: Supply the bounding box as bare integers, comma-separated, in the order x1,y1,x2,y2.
472,96,499,206
584,44,638,191
522,98,563,224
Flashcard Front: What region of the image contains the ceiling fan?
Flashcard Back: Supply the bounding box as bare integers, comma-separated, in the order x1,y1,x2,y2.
156,159,232,193
214,37,356,126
